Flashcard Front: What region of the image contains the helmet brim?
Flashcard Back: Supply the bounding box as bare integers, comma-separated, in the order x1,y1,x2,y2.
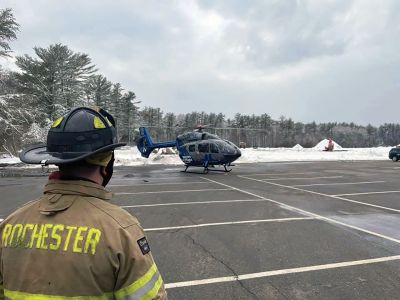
20,142,126,165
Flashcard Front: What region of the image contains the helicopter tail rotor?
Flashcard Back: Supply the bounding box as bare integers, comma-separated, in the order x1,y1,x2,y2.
137,127,177,158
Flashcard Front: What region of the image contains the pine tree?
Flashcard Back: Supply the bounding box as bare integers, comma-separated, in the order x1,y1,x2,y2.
0,93,35,154
85,74,112,108
15,44,96,121
109,83,123,117
0,8,19,58
119,91,138,143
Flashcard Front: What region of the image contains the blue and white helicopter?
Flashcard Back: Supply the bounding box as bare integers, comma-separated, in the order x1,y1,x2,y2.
136,126,241,173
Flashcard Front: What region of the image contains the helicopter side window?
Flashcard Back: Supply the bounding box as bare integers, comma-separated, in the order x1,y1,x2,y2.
198,143,209,153
188,144,196,152
210,143,219,153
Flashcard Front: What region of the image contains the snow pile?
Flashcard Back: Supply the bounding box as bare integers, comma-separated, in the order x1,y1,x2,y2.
114,147,181,166
313,139,343,150
292,144,303,150
161,148,177,155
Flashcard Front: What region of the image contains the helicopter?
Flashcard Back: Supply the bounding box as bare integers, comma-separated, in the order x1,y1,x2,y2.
136,126,242,173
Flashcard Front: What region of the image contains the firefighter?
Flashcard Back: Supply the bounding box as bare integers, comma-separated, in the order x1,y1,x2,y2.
0,107,167,299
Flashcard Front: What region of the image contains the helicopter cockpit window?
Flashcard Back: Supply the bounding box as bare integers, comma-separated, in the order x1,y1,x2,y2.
225,140,238,149
210,143,219,153
198,143,209,153
221,141,235,154
188,144,196,152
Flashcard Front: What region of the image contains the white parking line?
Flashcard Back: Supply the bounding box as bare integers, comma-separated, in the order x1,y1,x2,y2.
333,190,400,197
144,217,317,231
261,176,343,181
112,177,186,181
382,166,400,169
115,188,232,195
0,219,3,222
165,255,400,289
250,177,400,214
294,181,385,187
204,177,400,244
109,181,209,187
121,199,270,208
248,172,318,177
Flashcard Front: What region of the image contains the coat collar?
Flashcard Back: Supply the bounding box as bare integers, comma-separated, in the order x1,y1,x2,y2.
44,179,112,201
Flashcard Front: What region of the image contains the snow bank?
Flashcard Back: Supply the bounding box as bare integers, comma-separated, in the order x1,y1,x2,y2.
114,146,391,166
236,147,390,163
0,146,392,167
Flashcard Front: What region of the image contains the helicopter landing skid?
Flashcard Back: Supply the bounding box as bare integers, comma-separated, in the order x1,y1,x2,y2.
181,165,232,174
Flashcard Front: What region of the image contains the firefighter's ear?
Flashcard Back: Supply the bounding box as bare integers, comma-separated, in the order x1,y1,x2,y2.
100,166,107,177
100,161,114,187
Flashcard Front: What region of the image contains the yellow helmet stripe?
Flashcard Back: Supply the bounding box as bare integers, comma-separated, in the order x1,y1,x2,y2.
94,116,106,129
51,117,64,128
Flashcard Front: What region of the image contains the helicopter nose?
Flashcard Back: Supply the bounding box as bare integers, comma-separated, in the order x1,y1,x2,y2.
224,149,241,161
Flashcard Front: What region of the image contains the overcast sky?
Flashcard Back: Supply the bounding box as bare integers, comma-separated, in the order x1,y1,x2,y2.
1,0,400,125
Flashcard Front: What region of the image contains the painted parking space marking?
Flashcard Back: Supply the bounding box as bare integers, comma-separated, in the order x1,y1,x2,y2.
120,198,269,208
260,176,343,181
333,190,400,197
0,219,3,222
109,181,209,187
204,177,400,244
247,172,318,177
115,188,232,195
144,217,317,231
382,166,400,169
165,255,400,289
250,177,400,214
112,177,191,182
294,181,385,187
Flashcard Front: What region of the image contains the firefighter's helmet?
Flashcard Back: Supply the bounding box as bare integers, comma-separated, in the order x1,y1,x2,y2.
20,107,126,165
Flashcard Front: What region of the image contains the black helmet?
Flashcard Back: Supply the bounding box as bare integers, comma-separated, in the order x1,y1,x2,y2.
20,107,126,165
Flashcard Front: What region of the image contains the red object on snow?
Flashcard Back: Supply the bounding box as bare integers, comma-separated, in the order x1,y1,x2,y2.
324,138,334,151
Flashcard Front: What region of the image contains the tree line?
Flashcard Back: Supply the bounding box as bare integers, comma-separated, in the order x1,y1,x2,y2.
1,8,400,155
138,112,400,149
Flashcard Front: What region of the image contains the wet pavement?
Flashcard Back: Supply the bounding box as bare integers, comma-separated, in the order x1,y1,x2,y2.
1,161,400,299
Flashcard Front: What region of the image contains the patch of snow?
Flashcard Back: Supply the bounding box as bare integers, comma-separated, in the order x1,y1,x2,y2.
0,156,20,164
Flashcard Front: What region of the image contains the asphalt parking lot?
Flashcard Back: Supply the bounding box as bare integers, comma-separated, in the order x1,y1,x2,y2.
1,161,400,299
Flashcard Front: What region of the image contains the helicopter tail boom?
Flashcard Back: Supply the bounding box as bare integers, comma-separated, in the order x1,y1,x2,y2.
137,127,176,158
